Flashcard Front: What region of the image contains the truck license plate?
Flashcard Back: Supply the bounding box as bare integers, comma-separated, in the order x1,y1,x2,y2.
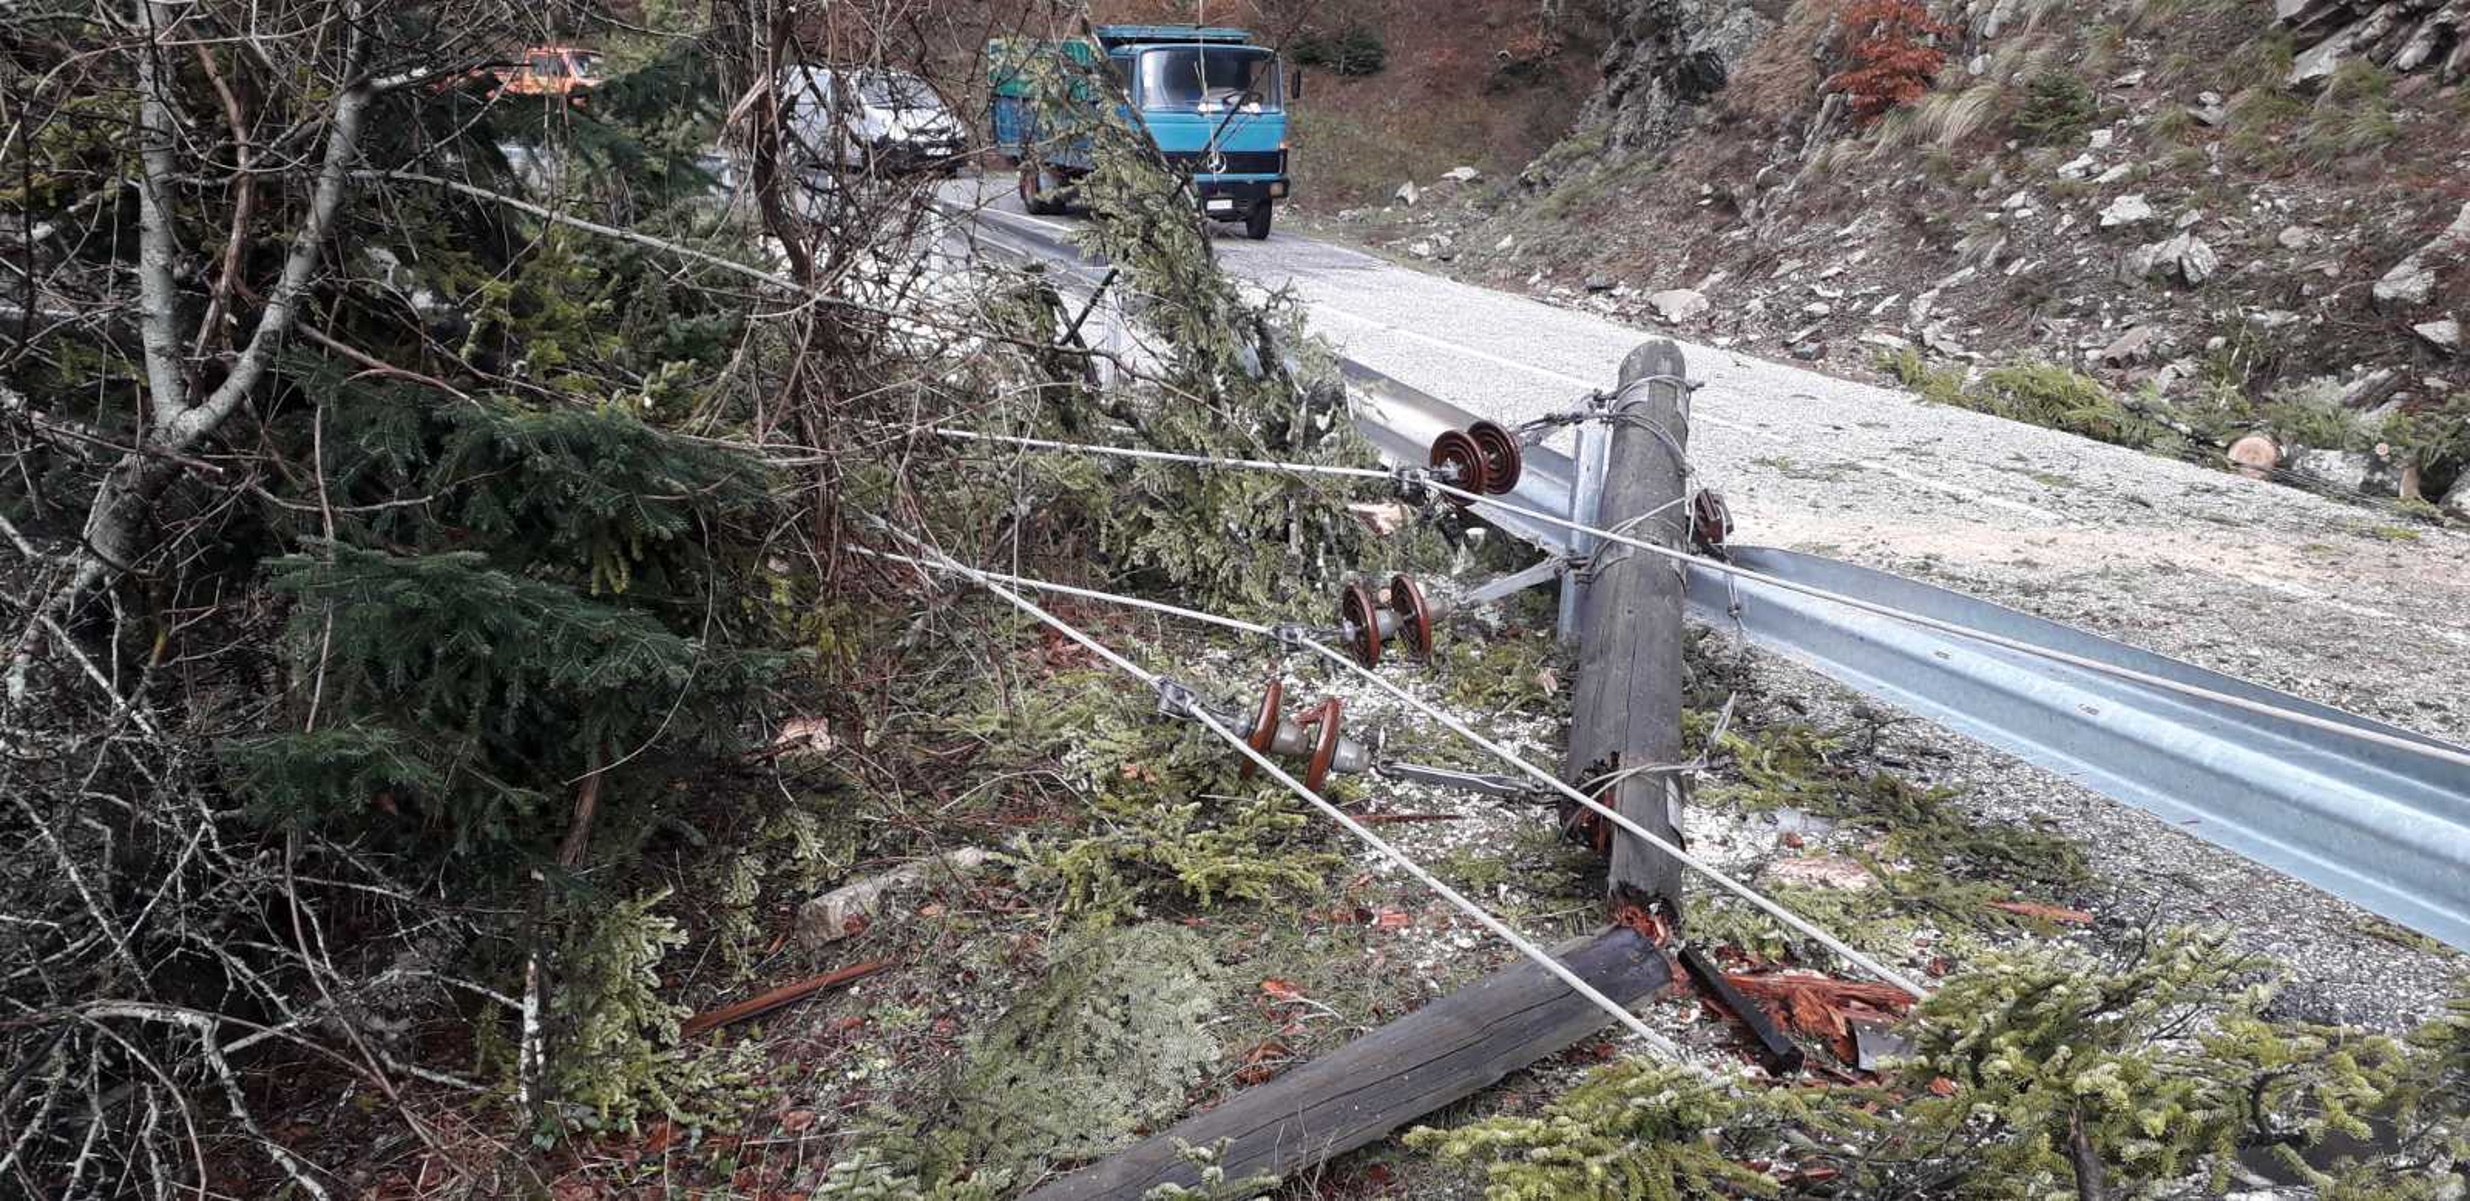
1207,199,1235,213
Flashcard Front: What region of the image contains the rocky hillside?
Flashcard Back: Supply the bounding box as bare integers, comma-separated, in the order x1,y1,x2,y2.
1337,0,2470,513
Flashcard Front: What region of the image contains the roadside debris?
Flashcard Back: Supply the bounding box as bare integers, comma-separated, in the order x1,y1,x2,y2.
1679,944,1805,1076
679,959,894,1038
1724,971,1918,1064
795,847,995,947
1986,899,2096,925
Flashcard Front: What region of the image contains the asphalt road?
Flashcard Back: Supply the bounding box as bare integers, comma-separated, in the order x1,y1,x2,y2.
938,175,2470,1025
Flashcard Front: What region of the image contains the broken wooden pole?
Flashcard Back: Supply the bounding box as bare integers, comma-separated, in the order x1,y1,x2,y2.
1566,339,1692,911
1016,926,1673,1200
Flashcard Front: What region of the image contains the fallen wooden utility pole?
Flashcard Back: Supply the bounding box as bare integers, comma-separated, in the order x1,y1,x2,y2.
1017,926,1673,1199
1566,339,1693,910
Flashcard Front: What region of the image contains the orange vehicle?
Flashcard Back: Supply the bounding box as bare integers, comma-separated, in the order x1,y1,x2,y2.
493,46,606,99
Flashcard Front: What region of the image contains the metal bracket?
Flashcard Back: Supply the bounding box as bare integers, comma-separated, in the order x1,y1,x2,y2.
1270,622,1317,655
1677,944,1803,1077
1388,465,1436,504
1379,760,1553,799
1153,677,1206,722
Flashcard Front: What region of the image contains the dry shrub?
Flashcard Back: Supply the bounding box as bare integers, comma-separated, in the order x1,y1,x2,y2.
1824,0,1958,123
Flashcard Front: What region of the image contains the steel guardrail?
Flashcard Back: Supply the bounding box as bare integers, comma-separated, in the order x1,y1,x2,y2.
947,194,2470,953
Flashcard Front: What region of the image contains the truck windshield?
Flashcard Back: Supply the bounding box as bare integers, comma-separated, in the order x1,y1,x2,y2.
854,71,942,113
1137,47,1281,113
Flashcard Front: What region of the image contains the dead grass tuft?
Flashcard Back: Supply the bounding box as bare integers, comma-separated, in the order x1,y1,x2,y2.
1725,0,1843,125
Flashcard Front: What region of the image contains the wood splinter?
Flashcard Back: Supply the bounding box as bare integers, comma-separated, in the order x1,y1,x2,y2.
679,959,895,1039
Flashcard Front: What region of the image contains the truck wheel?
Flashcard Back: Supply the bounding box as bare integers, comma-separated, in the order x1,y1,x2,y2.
1244,200,1274,241
1017,164,1056,215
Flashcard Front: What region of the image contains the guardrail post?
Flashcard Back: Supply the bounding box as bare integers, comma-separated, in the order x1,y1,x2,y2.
1559,400,1611,643
1566,340,1691,911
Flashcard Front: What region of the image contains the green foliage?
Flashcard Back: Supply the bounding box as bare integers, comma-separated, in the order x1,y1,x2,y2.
1888,352,2171,450
1691,718,2089,961
425,400,771,598
938,924,1226,1175
815,1146,929,1200
1140,1139,1280,1200
2013,71,2098,145
2228,86,2308,167
227,545,779,858
1438,624,1569,714
1017,790,1336,920
980,672,1340,921
1405,1059,1778,1201
2379,393,2470,475
562,38,728,198
999,57,1377,616
810,1143,1005,1201
706,790,867,979
2412,984,2470,1115
2220,29,2299,92
546,891,691,1131
1415,938,2470,1199
1858,928,2425,1196
1971,362,2171,448
1,90,128,211
225,367,786,864
1292,25,1389,76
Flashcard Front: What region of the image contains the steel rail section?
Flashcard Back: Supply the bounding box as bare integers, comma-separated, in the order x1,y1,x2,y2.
948,199,2470,953
1693,550,2470,952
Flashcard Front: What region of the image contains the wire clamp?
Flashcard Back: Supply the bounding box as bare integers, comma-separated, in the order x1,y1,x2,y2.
1153,676,1206,722
1388,465,1435,503
1270,622,1316,655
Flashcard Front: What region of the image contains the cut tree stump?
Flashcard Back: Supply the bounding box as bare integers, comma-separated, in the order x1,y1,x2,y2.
1566,340,1693,910
1015,926,1674,1200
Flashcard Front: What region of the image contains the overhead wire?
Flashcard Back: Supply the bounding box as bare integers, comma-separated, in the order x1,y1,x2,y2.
931,427,2470,774
937,428,1393,481
861,545,1934,999
1280,641,1955,993
849,546,1274,636
864,529,1686,1055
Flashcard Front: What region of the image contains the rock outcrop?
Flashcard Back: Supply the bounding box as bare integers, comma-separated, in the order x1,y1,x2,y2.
2278,0,2470,84
2373,201,2470,310
1585,0,1771,152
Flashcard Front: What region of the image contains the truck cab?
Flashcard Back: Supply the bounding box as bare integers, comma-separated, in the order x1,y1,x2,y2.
1098,26,1291,237
991,25,1294,239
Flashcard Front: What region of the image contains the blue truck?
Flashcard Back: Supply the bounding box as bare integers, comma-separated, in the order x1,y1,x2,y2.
989,25,1296,240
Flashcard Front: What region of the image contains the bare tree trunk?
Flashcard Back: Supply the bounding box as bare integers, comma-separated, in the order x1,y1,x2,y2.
132,0,190,417
63,6,374,616
2068,1107,2110,1201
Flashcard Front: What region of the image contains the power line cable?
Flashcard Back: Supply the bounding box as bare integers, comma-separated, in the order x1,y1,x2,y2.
862,545,1933,999
931,427,2470,774
866,529,1686,1055
1293,634,1932,999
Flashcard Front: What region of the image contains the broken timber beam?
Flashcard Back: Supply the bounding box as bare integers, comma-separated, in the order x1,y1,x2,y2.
1016,926,1673,1200
1567,339,1692,910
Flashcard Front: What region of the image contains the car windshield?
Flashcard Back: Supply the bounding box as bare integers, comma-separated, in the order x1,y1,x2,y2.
1137,47,1280,113
571,53,601,80
853,72,942,114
